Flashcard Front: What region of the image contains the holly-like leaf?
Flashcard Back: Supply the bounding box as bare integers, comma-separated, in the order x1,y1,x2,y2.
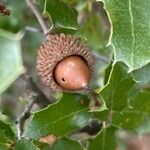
0,29,25,94
111,91,150,130
26,93,92,139
88,126,117,150
101,62,150,129
103,0,150,69
101,62,136,110
90,62,150,149
43,0,78,32
0,120,15,144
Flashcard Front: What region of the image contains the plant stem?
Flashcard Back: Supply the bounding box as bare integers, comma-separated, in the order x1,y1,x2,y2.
16,75,51,139
84,85,102,109
16,96,36,140
25,26,41,33
25,0,49,35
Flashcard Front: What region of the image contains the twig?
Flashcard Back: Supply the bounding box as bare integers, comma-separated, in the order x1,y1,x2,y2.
16,96,36,140
25,26,41,33
25,0,49,35
84,85,102,109
16,75,52,139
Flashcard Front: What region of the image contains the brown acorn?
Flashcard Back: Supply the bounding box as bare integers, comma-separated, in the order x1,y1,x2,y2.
36,33,94,92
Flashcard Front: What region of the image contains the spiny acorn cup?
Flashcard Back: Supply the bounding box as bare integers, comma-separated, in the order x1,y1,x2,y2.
36,34,95,92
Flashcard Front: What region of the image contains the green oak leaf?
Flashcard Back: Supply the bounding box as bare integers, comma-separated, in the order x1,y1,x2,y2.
101,62,136,111
33,137,83,150
88,126,117,150
25,93,92,139
101,62,150,129
50,137,83,150
112,90,150,130
14,140,38,150
43,0,78,32
0,29,25,94
0,120,15,144
90,62,150,149
101,0,150,69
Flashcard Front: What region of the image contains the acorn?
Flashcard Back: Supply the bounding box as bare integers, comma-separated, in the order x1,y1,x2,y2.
36,33,94,92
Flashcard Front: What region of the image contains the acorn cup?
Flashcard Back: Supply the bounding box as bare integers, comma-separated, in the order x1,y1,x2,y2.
36,33,102,108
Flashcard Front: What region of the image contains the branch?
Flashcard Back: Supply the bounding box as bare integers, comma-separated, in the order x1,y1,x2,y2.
16,75,52,139
16,96,36,140
25,26,41,33
84,85,103,111
25,0,49,35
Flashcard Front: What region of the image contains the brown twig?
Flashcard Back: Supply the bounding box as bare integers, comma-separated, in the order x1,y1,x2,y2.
84,85,102,109
25,0,49,35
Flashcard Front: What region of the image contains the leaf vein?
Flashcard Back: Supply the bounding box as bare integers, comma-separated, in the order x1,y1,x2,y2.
128,0,135,67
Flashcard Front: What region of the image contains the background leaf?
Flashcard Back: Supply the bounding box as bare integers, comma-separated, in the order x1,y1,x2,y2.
80,1,110,50
0,29,25,94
